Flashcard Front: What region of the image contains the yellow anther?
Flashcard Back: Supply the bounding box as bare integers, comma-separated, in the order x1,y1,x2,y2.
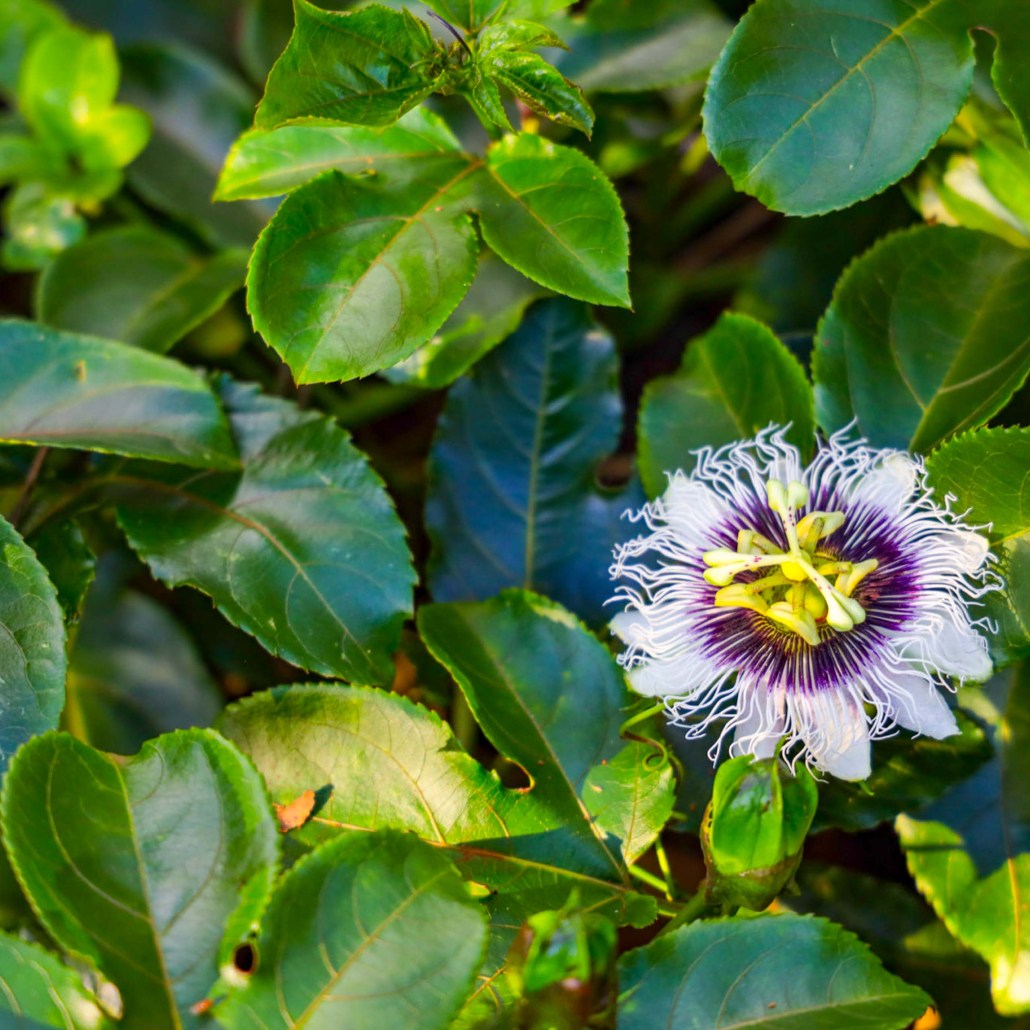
703,548,745,567
836,558,879,597
715,584,769,614
818,560,852,577
766,478,788,514
823,592,856,632
766,602,820,646
786,480,809,509
838,594,867,625
797,510,845,550
704,565,744,586
781,559,808,582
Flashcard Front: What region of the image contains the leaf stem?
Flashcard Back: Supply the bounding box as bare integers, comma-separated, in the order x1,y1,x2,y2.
8,447,50,529
657,887,710,936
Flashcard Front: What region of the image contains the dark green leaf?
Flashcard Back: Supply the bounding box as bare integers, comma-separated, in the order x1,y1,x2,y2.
898,661,1030,1015
477,133,630,307
67,584,222,755
0,932,114,1028
1,729,280,1029
120,44,269,248
556,0,730,93
927,427,1030,664
255,1,441,130
38,226,247,354
0,513,64,775
216,831,486,1030
26,517,95,622
247,159,478,384
0,319,238,467
485,50,593,136
214,106,462,201
638,311,815,497
813,227,1030,452
618,913,930,1028
385,251,544,388
426,299,642,624
115,377,414,684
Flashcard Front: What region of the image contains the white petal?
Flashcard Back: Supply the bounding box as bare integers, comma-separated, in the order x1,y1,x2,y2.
610,609,647,646
626,653,718,699
927,527,990,575
883,670,959,739
924,611,993,681
660,474,729,546
799,692,871,781
849,453,918,513
730,688,784,760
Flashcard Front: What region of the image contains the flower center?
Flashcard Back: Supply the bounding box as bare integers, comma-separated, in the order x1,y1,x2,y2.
701,478,879,646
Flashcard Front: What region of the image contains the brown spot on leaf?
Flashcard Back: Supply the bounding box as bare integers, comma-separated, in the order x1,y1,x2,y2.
273,789,316,832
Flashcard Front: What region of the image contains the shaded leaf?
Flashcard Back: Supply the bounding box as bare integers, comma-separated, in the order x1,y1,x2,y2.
27,517,95,621
426,299,642,624
114,377,414,684
638,312,815,497
813,226,1030,452
38,226,247,353
0,320,238,467
618,913,930,1028
2,730,280,1029
215,831,486,1030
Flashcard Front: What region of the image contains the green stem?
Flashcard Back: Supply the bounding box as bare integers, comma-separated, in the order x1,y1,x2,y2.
451,690,478,753
657,887,710,936
628,864,668,894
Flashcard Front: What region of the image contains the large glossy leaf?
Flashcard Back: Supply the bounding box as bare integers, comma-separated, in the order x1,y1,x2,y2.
38,226,247,353
556,0,730,93
426,299,642,624
897,662,1030,1015
216,831,486,1030
477,133,630,308
255,1,441,129
618,913,930,1028
813,227,1030,452
637,312,815,497
214,107,462,201
927,427,1030,665
0,513,64,775
114,377,414,684
66,583,222,755
703,0,982,215
2,730,280,1029
0,932,114,1028
120,44,269,248
247,159,478,384
0,320,238,467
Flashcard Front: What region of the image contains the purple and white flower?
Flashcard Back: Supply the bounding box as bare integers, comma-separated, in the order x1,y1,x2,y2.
610,427,997,781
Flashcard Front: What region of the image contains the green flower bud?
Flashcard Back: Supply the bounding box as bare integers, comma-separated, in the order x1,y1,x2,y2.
700,754,818,911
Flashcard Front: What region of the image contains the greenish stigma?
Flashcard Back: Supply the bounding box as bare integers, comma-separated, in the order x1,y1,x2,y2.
701,478,879,647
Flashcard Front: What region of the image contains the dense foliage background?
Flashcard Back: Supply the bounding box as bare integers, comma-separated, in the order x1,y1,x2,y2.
0,0,1028,1026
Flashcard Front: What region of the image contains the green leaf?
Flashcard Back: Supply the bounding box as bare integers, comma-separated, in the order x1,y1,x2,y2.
927,427,1030,665
67,584,222,755
120,44,268,249
483,50,593,136
477,133,630,307
419,590,631,880
214,106,462,201
247,159,478,384
426,299,642,624
556,0,730,93
216,831,486,1030
0,319,238,467
114,377,414,684
813,226,1030,452
1,729,280,1029
0,932,114,1028
255,1,441,130
38,226,247,354
897,662,1030,1015
637,311,815,497
27,517,95,621
618,913,931,1028
0,513,64,775
385,251,544,388
2,182,85,271
425,0,504,32
0,0,66,96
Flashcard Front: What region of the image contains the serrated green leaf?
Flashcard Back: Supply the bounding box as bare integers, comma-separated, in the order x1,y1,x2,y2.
0,512,64,775
425,0,504,32
215,831,486,1030
214,106,461,201
485,50,593,135
637,311,815,497
1,729,280,1029
0,320,238,467
618,913,930,1028
0,931,114,1028
477,133,630,307
247,159,479,384
929,424,1030,653
557,0,730,93
114,377,414,684
897,661,1030,1015
426,299,642,624
813,226,1030,452
38,227,247,354
255,1,441,130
